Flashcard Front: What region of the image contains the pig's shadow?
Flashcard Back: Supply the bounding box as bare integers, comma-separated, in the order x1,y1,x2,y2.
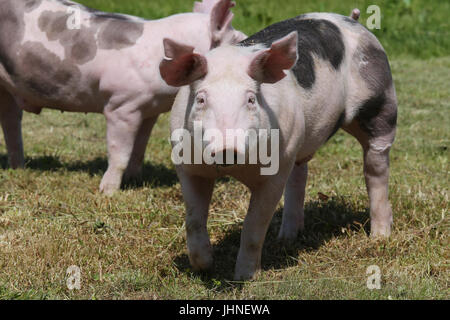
173,198,370,292
0,154,178,188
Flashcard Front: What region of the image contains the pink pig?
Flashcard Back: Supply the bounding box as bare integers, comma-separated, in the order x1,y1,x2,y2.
0,0,246,195
162,12,397,280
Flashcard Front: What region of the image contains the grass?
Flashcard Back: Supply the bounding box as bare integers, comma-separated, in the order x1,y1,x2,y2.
78,0,450,59
0,0,448,300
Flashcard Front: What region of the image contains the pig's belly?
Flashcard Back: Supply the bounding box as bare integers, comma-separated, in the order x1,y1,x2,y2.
295,112,345,163
16,97,103,114
11,85,105,114
181,163,271,187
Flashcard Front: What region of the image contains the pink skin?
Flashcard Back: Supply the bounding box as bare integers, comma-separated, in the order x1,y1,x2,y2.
0,0,246,195
163,21,395,279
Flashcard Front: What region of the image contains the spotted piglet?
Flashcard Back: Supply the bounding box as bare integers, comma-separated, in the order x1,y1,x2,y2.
161,12,397,280
0,0,246,195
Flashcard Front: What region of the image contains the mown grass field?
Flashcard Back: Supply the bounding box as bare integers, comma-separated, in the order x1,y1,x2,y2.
0,0,448,299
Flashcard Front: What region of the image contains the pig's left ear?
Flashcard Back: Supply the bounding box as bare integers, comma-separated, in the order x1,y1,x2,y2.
159,38,208,87
248,31,298,84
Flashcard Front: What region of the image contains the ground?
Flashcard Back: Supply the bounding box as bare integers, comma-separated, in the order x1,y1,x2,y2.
0,0,448,299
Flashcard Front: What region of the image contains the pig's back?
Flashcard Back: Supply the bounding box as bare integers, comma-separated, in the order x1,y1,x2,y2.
239,12,390,94
241,13,346,90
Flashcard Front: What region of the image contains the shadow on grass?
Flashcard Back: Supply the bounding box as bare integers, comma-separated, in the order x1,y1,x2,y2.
0,154,178,188
173,197,369,292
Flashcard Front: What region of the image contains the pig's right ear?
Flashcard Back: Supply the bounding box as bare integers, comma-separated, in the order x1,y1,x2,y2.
159,38,208,87
248,31,298,84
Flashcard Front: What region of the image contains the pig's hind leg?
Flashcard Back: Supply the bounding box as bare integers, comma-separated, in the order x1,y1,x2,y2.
0,89,24,169
278,162,308,241
344,87,397,238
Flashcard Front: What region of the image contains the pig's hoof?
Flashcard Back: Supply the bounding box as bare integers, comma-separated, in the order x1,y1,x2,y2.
99,180,120,197
9,159,25,169
189,252,213,272
370,224,391,238
277,223,303,242
233,269,258,282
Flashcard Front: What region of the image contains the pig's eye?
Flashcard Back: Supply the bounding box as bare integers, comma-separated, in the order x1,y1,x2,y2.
248,95,256,105
196,93,206,105
197,97,205,104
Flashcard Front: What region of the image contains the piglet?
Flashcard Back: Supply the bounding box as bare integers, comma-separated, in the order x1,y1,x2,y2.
162,11,397,280
0,0,246,195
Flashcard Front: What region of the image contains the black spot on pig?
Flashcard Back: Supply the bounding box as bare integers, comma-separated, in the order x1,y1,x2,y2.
358,42,393,94
355,39,397,137
0,2,29,76
24,0,43,12
240,15,345,89
38,10,98,64
98,20,144,50
356,93,397,137
15,41,82,100
38,11,70,41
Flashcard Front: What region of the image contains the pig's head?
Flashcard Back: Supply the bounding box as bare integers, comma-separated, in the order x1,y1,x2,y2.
193,0,247,47
161,32,298,166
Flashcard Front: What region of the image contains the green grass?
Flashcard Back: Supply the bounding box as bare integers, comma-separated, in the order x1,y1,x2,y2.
78,0,450,59
0,0,448,300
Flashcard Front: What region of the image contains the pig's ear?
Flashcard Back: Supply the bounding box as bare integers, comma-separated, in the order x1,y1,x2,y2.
194,0,238,47
193,0,222,13
160,38,208,87
209,0,236,42
210,0,235,30
248,31,298,84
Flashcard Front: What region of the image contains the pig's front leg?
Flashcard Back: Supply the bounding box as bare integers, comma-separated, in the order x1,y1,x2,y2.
124,116,159,181
177,167,215,272
100,107,143,196
234,177,287,280
0,91,24,169
278,162,308,241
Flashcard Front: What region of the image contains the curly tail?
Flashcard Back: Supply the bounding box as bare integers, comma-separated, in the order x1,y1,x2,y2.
350,8,361,21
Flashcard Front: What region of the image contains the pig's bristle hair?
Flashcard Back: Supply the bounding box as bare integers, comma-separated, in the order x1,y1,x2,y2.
351,8,361,21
